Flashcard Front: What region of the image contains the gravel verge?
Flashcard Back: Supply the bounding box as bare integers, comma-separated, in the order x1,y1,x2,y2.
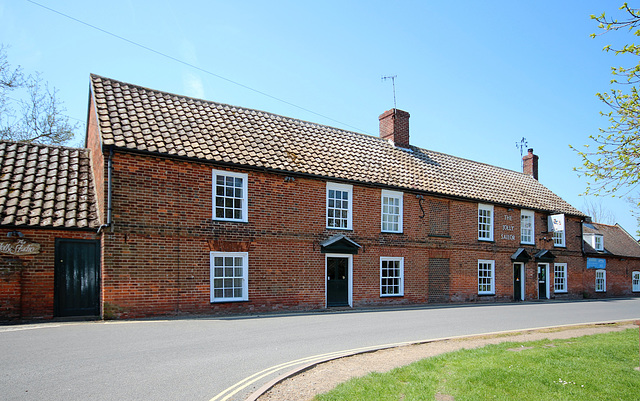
255,322,638,401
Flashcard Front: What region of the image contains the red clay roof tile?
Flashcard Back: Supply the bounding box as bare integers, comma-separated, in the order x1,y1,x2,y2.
90,74,583,216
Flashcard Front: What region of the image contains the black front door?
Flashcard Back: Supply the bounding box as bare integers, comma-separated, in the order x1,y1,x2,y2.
538,263,547,300
513,263,522,301
55,239,100,317
327,257,349,307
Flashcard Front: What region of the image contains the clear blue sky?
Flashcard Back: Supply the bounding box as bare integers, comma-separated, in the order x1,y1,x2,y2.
2,0,638,235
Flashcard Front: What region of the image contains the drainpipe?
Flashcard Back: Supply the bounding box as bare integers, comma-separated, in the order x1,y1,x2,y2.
580,218,585,298
96,148,114,234
580,219,585,255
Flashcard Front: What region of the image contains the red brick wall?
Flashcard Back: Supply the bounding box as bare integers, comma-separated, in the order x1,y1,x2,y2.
0,228,98,321
96,149,595,319
86,95,105,225
379,109,410,147
581,257,640,298
522,149,539,180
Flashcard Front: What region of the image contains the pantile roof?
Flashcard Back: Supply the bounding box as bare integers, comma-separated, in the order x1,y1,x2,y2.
90,74,583,216
583,222,640,258
0,140,99,229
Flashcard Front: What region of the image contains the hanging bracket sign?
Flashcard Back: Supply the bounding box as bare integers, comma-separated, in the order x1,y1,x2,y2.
0,239,41,256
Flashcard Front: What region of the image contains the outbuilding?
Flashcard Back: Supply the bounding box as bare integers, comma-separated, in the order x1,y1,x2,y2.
0,141,100,320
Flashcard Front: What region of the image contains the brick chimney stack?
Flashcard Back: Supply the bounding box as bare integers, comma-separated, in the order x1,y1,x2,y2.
379,109,410,147
522,148,539,180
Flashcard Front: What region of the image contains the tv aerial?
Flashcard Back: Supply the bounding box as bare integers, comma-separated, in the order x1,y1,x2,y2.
516,137,528,169
381,75,397,110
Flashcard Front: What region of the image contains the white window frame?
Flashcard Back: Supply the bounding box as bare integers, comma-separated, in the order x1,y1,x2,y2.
594,235,604,251
380,257,404,297
520,210,535,245
553,263,567,293
553,230,565,247
633,271,640,292
326,182,353,230
595,269,606,292
381,190,403,233
212,170,248,222
550,214,565,247
210,252,249,302
478,259,495,295
478,204,494,241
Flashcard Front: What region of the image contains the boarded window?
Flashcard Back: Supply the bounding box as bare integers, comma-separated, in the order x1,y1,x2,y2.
428,258,450,303
429,200,450,237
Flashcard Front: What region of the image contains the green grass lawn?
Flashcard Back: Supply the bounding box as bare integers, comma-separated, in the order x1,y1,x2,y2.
315,328,640,401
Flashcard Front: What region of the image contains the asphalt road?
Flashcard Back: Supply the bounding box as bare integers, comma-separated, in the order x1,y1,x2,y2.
1,298,639,401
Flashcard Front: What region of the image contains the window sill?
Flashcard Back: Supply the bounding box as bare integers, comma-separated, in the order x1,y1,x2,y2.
211,218,249,224
210,299,249,304
520,242,535,246
381,231,403,234
381,294,404,298
478,293,495,296
326,227,353,231
554,291,568,294
478,239,495,243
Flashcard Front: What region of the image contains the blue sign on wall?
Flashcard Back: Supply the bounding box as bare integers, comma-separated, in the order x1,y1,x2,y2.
587,258,606,269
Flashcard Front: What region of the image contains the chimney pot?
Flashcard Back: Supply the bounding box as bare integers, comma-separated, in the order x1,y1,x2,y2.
379,109,410,147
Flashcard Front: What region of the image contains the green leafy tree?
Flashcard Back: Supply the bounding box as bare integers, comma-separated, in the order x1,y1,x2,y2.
572,4,640,234
572,4,640,196
0,45,76,145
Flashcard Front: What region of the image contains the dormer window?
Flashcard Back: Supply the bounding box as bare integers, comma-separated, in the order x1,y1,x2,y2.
583,233,604,251
594,235,603,251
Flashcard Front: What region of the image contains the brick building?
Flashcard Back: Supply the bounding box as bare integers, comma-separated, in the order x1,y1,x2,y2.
0,141,100,320
2,74,637,321
582,221,640,297
85,75,590,319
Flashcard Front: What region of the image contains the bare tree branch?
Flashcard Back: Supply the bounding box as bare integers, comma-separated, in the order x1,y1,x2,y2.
0,45,77,145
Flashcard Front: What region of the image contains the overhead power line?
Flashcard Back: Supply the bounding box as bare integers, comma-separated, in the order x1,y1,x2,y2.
26,0,372,135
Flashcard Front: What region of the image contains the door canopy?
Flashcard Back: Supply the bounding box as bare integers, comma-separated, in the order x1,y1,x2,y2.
511,248,531,262
320,234,361,254
534,249,556,262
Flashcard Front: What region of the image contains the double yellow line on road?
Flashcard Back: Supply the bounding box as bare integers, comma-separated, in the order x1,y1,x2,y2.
209,319,640,401
208,340,417,401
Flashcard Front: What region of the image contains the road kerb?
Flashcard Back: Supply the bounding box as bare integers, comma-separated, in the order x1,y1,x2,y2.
244,319,639,401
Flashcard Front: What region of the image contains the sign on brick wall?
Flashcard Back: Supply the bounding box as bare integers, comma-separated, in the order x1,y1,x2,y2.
587,258,606,269
501,214,516,241
0,239,41,256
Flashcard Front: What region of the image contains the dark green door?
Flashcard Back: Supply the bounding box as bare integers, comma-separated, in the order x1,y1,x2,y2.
55,239,100,317
538,264,547,300
513,263,522,301
327,257,349,307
